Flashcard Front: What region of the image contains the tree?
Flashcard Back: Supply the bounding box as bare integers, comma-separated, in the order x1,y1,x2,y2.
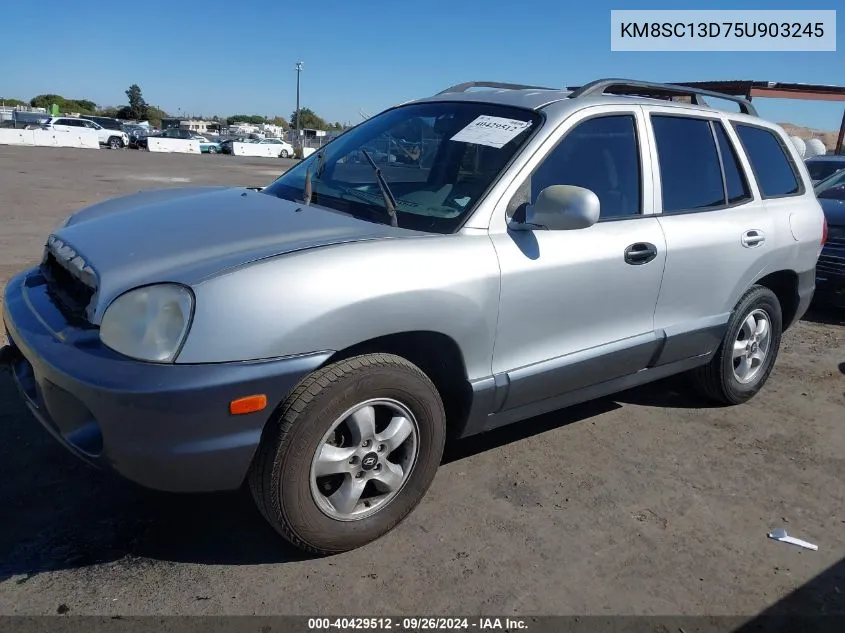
226,114,266,125
114,103,166,127
29,94,97,114
290,107,328,131
125,84,148,121
269,116,289,128
0,97,27,107
97,106,121,118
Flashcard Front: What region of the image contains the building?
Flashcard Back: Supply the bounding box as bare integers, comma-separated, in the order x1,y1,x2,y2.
159,118,217,134
180,119,217,134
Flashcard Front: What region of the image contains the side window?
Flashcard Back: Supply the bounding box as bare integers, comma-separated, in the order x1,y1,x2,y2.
529,114,642,219
652,115,724,213
713,122,751,204
733,124,801,197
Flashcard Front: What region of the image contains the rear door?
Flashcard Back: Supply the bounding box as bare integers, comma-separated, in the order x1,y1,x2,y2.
643,108,797,364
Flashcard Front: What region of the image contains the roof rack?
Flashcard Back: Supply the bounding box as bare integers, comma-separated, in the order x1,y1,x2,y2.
567,78,758,117
437,81,556,95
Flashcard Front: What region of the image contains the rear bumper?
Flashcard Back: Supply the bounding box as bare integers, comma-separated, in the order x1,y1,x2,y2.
794,267,817,323
3,268,331,492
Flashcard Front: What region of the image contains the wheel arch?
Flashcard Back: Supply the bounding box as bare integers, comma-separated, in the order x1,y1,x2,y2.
753,269,800,330
322,330,472,437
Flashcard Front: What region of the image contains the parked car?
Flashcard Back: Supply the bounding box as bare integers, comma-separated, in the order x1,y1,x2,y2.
815,198,845,306
1,79,825,555
813,166,845,197
220,137,294,158
194,135,223,154
135,127,198,150
123,124,150,149
805,155,845,185
219,138,237,154
42,116,129,149
255,137,295,158
85,116,125,133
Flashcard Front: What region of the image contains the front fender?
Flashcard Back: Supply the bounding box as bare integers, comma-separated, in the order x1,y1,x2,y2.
177,233,501,381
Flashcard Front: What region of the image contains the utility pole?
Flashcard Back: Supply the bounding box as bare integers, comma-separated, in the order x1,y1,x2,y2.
295,61,303,150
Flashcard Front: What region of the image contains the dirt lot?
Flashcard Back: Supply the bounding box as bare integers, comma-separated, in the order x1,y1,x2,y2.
0,145,843,618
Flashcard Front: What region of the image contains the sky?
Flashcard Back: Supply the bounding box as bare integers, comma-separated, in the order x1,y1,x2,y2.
1,0,843,130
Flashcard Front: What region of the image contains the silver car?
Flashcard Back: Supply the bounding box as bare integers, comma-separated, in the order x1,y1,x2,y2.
2,79,826,554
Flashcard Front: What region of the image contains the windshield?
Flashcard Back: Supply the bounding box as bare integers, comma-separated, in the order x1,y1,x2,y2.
261,102,541,233
814,166,845,194
807,159,845,182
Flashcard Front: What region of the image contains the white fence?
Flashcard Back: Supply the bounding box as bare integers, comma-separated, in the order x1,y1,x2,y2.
232,142,292,158
0,128,100,149
147,137,201,154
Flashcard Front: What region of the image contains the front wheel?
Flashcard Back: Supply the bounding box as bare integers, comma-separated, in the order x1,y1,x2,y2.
249,353,446,554
690,285,783,405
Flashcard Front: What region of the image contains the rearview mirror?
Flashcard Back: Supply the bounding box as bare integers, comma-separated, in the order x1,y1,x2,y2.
513,185,600,231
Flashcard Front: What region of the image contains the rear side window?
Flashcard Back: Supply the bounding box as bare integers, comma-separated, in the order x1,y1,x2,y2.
652,115,724,213
734,124,801,197
713,123,751,204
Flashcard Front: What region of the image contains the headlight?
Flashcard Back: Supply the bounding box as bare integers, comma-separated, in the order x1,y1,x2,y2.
100,284,194,363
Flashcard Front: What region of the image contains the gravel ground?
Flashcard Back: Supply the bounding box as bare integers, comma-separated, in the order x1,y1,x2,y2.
0,145,843,618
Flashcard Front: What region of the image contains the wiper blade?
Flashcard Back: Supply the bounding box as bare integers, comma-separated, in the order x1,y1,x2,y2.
360,149,399,228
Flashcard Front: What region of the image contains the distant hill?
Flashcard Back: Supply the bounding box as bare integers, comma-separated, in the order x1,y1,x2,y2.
779,123,841,152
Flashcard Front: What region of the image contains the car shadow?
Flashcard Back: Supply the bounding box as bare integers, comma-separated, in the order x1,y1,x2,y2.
0,371,310,583
612,373,725,409
0,368,760,580
802,303,845,327
443,398,620,464
733,556,845,628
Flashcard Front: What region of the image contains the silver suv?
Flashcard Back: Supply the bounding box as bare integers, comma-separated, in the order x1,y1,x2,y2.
2,79,827,554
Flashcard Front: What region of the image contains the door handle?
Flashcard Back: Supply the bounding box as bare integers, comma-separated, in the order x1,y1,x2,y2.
624,242,658,265
742,230,766,248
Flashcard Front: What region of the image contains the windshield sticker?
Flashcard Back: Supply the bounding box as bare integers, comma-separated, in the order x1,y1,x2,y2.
450,116,532,149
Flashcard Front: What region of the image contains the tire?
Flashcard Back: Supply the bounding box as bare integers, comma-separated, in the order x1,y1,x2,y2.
208,146,218,154
108,136,123,150
690,285,783,405
280,149,290,158
249,353,446,554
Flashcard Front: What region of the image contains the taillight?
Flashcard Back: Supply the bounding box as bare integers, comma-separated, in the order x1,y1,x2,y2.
821,216,828,246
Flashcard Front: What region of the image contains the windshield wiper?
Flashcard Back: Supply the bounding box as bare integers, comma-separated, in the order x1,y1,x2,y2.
360,149,399,228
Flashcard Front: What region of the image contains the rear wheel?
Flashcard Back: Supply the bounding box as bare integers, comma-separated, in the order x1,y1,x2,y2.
690,285,782,405
207,145,218,154
108,136,123,149
280,149,290,158
249,353,446,554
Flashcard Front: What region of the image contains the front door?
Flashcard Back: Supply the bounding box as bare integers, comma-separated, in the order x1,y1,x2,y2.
490,109,666,412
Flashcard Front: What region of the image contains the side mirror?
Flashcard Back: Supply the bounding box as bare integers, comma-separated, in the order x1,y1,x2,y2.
512,185,600,231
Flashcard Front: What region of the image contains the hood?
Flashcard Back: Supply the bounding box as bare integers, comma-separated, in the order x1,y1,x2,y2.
820,197,845,226
52,187,415,322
